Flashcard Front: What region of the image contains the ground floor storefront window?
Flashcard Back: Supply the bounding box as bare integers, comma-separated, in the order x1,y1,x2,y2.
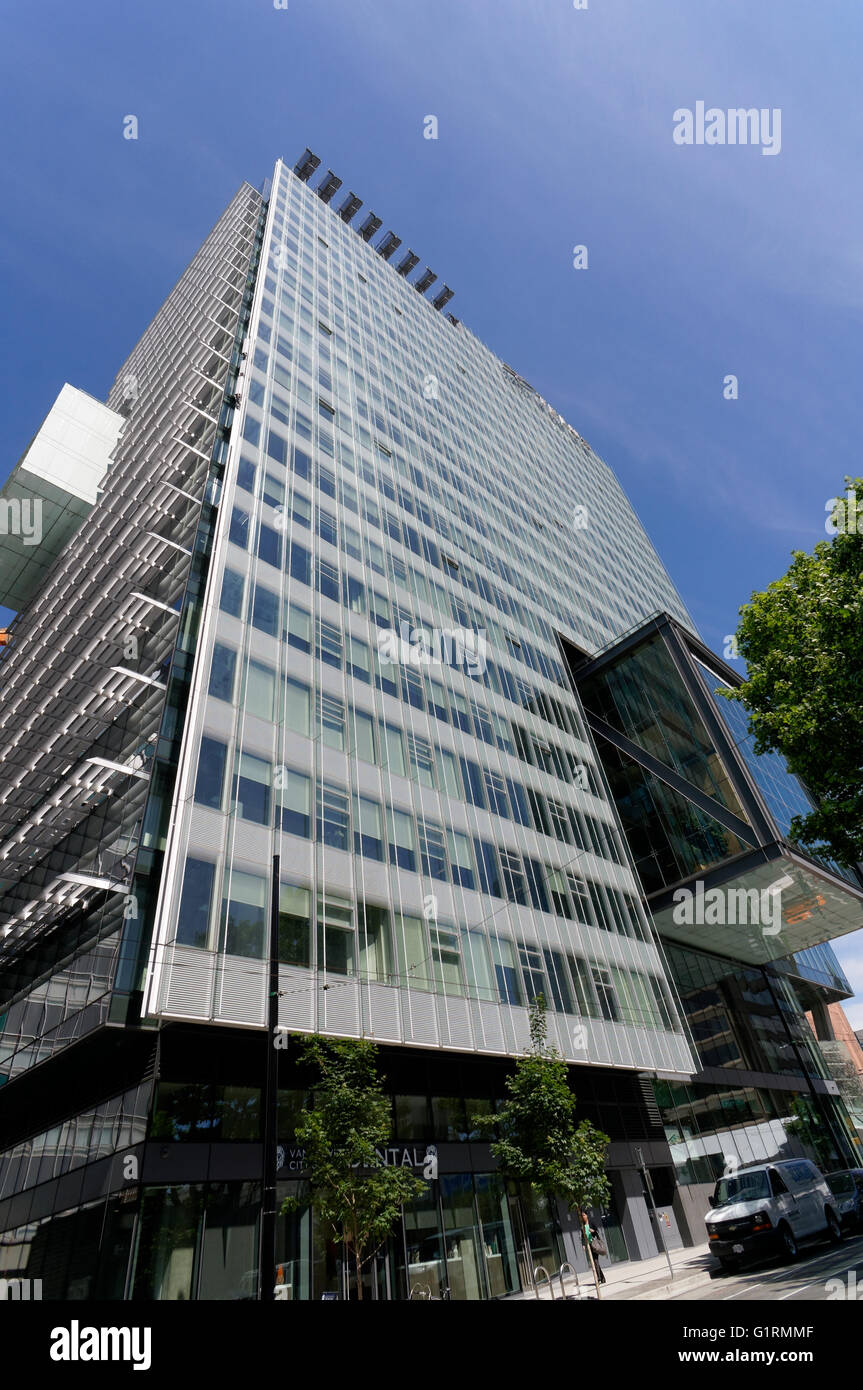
274,1172,546,1299
130,1182,260,1300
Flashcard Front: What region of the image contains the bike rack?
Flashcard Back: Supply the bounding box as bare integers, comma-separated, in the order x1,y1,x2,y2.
534,1265,555,1300
558,1261,581,1299
409,1283,432,1300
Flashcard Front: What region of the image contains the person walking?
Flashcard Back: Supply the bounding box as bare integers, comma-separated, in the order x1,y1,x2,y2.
580,1209,607,1285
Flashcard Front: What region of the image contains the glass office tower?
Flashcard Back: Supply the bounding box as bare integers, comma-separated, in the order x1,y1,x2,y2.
0,153,859,1300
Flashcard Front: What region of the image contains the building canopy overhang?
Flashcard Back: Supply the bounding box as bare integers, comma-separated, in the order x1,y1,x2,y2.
649,844,863,966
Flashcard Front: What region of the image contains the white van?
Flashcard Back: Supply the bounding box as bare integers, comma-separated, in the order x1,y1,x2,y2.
705,1158,842,1270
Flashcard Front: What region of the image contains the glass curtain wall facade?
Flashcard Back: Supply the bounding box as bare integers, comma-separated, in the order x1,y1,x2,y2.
139,155,694,1082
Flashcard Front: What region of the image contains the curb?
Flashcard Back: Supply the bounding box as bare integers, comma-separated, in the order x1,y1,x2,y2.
606,1270,717,1301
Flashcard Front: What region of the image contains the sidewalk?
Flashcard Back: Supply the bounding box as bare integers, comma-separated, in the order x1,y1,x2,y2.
504,1242,716,1301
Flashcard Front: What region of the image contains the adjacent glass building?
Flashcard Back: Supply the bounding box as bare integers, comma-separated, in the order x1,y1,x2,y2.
1,152,861,1300
565,613,863,1239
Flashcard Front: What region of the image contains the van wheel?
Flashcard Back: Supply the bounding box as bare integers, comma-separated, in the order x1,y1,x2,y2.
826,1210,842,1245
719,1258,739,1273
778,1223,799,1261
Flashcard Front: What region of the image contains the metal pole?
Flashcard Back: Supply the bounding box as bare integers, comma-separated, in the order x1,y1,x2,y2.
634,1145,674,1281
259,852,281,1301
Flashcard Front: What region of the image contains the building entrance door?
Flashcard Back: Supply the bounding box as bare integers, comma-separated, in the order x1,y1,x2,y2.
507,1190,537,1292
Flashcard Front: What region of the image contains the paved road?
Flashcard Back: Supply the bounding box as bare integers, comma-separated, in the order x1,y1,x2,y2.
671,1232,863,1301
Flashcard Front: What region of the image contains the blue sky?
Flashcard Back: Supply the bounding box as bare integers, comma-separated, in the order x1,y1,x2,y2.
2,0,862,1022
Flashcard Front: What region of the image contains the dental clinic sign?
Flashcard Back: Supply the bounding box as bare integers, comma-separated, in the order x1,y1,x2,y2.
278,1144,439,1179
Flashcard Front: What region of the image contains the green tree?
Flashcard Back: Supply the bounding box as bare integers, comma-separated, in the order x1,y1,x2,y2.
476,996,611,1296
720,477,863,867
281,1034,427,1300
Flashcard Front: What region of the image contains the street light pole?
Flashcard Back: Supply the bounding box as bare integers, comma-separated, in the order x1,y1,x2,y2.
259,852,281,1302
